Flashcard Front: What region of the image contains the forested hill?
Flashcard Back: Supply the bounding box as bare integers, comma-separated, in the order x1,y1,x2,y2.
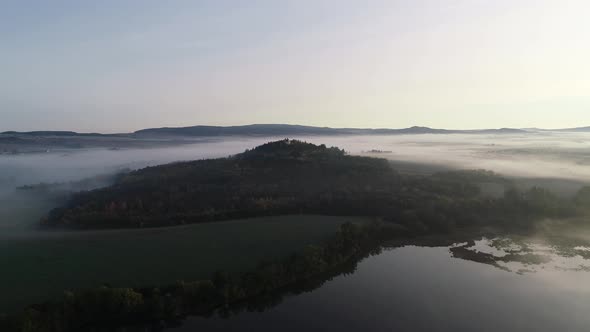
43,140,399,228
43,139,588,230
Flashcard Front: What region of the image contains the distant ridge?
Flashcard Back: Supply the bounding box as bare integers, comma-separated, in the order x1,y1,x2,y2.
522,126,590,133
0,131,120,137
552,127,590,133
134,124,346,137
4,124,587,152
131,124,529,137
6,123,589,138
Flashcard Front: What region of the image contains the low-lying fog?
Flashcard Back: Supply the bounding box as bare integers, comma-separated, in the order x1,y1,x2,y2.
2,132,590,233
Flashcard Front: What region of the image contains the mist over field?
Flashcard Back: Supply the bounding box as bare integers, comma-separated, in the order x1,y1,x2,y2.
0,138,264,233
315,132,590,181
1,132,590,233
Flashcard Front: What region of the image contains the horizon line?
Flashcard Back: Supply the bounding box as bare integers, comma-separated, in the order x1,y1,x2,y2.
1,123,589,136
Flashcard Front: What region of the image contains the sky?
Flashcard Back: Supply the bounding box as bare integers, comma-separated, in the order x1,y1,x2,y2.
1,0,590,133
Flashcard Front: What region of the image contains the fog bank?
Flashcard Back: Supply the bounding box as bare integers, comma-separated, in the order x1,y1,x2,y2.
2,132,590,232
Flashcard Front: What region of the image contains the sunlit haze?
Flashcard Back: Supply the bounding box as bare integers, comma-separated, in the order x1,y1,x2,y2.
2,0,590,132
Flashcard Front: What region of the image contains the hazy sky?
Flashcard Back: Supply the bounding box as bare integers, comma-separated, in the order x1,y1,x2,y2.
1,0,589,132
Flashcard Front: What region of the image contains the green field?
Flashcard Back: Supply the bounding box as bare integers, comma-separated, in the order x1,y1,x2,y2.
0,215,368,313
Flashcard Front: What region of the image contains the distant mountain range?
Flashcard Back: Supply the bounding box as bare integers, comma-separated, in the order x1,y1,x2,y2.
2,124,589,153
134,124,456,137
0,124,549,138
4,124,590,138
547,126,590,133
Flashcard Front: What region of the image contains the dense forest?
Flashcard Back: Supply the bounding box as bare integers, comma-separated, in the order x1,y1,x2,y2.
43,139,588,232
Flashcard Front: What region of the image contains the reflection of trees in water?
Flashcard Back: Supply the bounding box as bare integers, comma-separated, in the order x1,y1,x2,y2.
89,248,378,332
219,252,366,318
25,232,590,332
118,234,590,332
206,235,590,325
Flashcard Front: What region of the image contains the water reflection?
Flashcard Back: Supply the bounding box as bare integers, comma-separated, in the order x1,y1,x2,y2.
165,234,590,332
53,232,590,332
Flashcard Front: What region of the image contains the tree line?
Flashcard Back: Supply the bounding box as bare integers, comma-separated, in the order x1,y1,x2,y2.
1,222,400,332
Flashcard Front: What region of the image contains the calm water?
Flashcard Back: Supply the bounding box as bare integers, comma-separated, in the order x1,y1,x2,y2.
173,239,590,332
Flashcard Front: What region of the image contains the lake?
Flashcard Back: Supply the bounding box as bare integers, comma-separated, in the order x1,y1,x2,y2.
173,237,590,332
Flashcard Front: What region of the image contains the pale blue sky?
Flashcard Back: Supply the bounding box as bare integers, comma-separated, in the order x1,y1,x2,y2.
1,0,589,132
